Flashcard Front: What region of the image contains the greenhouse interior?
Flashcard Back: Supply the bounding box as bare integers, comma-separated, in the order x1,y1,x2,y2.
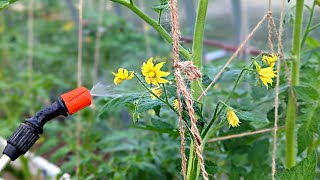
0,0,320,179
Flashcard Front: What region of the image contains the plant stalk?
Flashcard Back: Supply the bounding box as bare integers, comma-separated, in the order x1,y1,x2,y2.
187,140,196,180
191,0,208,99
285,0,305,168
187,0,209,179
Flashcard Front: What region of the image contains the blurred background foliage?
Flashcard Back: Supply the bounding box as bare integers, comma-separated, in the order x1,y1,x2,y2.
0,0,319,179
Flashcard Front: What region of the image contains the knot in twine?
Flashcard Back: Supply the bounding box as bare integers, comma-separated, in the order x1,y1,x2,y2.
175,61,202,81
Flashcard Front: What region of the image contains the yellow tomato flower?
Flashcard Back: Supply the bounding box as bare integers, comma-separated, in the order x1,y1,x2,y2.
141,57,170,86
227,109,240,128
112,68,134,85
63,22,73,32
262,53,278,67
173,99,180,111
254,61,277,88
0,26,4,33
151,88,163,100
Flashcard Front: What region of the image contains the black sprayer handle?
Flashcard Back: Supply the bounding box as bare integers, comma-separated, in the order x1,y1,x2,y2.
3,98,68,161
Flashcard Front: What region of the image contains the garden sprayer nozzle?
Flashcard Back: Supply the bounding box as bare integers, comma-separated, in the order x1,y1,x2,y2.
0,87,92,166
61,86,92,115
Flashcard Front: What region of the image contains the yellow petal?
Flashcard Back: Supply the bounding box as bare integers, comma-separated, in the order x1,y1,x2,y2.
156,71,170,77
118,68,124,74
262,56,268,64
173,99,179,110
151,78,160,86
155,77,169,84
154,62,165,71
114,77,122,85
123,69,129,78
227,110,240,128
145,77,151,84
146,57,154,69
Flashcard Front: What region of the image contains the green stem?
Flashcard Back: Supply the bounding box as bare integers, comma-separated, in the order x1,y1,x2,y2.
309,23,320,32
202,121,228,146
158,11,162,25
202,67,252,138
201,102,222,137
136,91,148,104
191,0,208,99
286,0,305,168
162,84,169,104
286,96,296,168
301,0,316,48
225,67,252,103
111,0,191,60
187,139,196,180
187,0,209,178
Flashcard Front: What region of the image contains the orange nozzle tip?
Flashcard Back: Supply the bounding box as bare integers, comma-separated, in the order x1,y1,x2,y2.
61,86,92,114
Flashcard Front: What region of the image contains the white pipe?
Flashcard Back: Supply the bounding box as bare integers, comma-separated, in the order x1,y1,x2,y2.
0,136,70,179
0,155,11,172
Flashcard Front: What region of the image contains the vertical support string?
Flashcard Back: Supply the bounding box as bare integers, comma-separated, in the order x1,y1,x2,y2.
169,0,208,179
76,0,83,179
169,0,187,178
267,0,274,53
272,0,285,179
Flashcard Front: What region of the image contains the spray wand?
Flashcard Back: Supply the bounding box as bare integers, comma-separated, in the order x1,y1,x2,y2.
0,87,92,172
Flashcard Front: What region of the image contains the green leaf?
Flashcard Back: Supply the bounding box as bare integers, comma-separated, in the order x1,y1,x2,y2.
205,161,218,177
236,110,269,122
306,36,320,58
248,139,269,167
98,93,140,115
151,4,169,12
297,124,313,155
275,151,317,180
133,118,178,136
297,101,320,154
137,98,164,113
151,0,169,13
137,162,161,176
150,117,175,130
294,85,319,102
194,102,204,122
306,36,320,49
153,105,161,117
50,146,71,162
101,143,137,153
0,0,17,11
